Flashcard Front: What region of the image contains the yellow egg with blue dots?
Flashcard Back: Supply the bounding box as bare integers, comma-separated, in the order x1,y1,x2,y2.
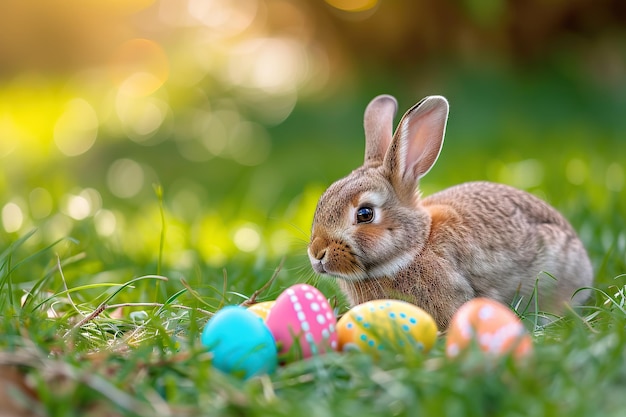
337,299,438,356
247,300,276,321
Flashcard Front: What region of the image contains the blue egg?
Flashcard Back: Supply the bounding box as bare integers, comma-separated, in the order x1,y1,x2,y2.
201,306,277,379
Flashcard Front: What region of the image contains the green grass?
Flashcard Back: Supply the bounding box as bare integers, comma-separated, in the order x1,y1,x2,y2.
2,208,626,417
1,69,626,416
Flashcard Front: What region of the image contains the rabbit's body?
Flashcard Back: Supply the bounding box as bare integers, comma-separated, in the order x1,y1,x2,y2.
332,180,591,329
308,95,593,329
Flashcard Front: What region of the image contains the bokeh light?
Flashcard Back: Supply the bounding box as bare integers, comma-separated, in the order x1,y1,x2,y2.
107,159,146,199
53,98,99,156
2,202,24,233
109,39,169,96
94,209,118,237
233,224,262,253
0,0,624,281
325,0,378,13
606,163,624,192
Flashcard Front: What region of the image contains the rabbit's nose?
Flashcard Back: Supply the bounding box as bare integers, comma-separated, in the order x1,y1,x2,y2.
309,236,328,261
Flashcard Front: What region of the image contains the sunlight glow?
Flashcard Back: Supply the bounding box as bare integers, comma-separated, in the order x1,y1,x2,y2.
94,209,118,237
0,115,19,157
110,39,169,96
187,0,258,35
53,98,99,156
325,0,379,12
2,202,24,233
0,1,330,168
82,188,103,214
197,214,230,266
199,110,231,156
227,37,309,94
65,195,91,220
62,188,102,220
116,87,168,142
233,224,261,252
107,159,145,198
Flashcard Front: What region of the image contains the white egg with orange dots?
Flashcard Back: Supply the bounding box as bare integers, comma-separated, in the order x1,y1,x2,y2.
265,284,338,360
336,299,438,356
445,297,533,360
247,300,276,321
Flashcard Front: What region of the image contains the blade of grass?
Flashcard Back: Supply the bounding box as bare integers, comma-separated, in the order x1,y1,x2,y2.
5,235,79,276
55,254,85,318
1,232,79,311
0,228,38,261
105,302,212,316
0,229,39,310
179,278,220,314
582,286,626,316
240,257,283,307
155,288,188,315
30,282,130,313
67,275,169,334
154,183,166,301
21,252,87,311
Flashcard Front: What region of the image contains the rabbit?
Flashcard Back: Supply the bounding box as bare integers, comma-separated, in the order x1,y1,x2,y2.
307,94,594,330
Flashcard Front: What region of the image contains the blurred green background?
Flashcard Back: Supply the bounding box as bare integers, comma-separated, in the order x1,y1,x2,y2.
1,0,625,297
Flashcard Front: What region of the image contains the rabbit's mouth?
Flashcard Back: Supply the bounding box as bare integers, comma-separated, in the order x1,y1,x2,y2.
311,258,328,275
307,238,368,280
309,259,375,282
308,241,418,284
308,249,352,278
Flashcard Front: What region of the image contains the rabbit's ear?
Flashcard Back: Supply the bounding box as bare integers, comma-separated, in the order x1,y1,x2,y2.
364,95,398,164
384,96,448,185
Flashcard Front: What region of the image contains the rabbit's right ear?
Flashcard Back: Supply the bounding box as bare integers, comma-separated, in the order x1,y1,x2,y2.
384,96,448,186
363,95,398,164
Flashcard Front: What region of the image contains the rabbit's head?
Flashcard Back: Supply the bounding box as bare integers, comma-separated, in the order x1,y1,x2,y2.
308,95,449,281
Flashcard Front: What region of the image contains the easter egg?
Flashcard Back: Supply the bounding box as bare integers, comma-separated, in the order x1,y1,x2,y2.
247,300,275,321
445,297,533,359
336,299,438,356
265,284,338,360
201,305,277,379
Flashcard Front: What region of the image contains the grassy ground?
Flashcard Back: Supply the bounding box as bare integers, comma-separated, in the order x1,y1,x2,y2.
2,228,626,417
1,70,626,416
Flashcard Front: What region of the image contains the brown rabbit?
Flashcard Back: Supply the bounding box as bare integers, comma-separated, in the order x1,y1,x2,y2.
308,95,593,329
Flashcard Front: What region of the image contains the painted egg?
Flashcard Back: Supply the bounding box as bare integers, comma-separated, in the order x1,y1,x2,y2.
247,300,276,321
265,284,338,360
337,299,438,356
201,305,277,379
445,297,533,359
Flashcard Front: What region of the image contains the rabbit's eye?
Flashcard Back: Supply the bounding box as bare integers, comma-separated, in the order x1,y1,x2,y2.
356,206,374,224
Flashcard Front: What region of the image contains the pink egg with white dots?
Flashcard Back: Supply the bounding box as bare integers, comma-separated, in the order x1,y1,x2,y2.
265,284,338,360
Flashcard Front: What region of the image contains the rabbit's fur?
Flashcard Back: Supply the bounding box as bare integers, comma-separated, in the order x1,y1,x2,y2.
308,95,593,329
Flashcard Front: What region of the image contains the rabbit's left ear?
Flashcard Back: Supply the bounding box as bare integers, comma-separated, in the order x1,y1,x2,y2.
363,95,398,164
384,96,449,184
